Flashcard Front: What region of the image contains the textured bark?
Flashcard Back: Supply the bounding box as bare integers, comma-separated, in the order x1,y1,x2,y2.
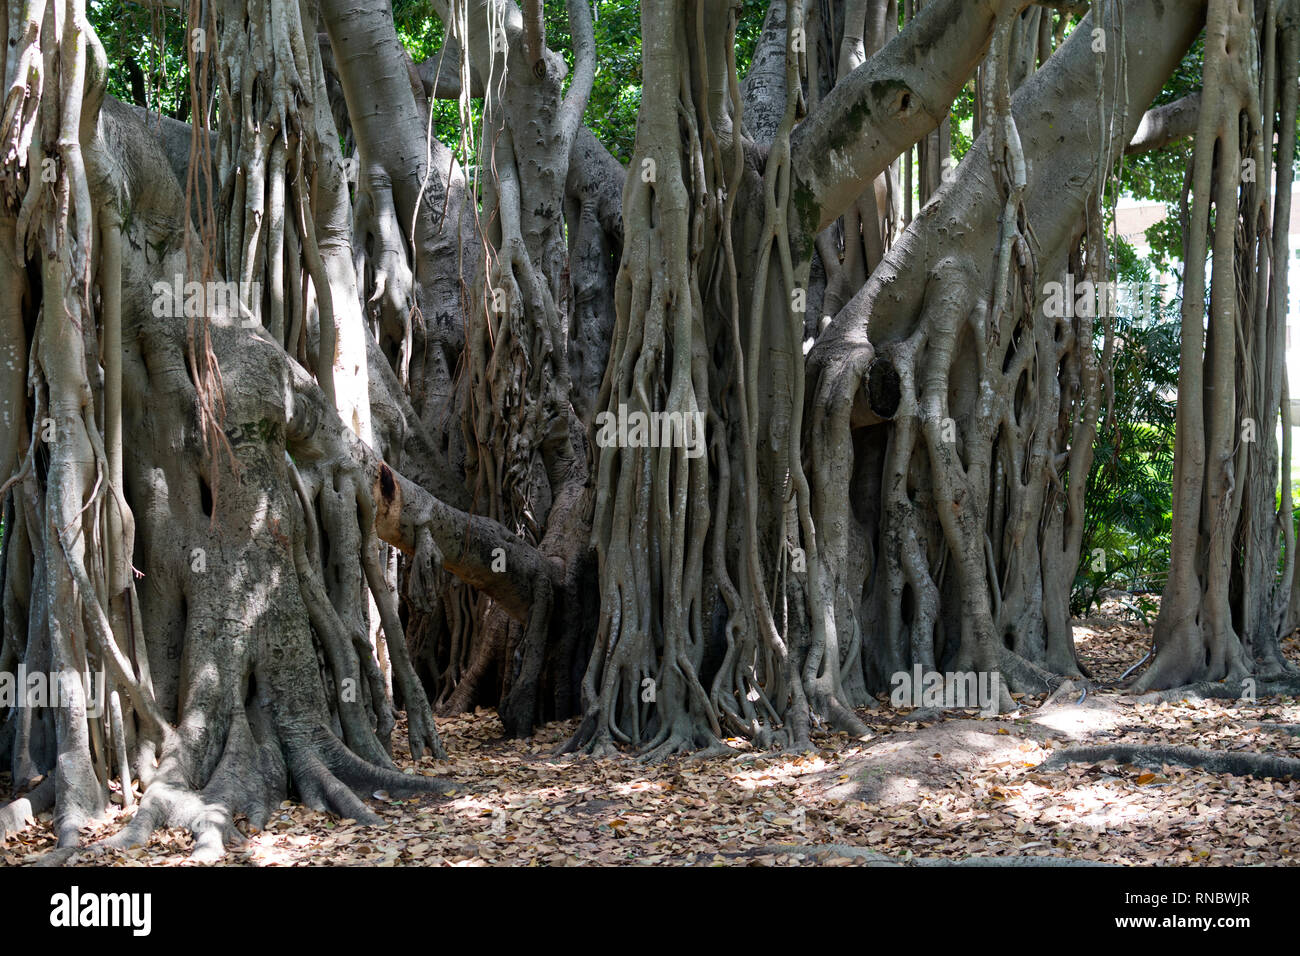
4,0,1294,853
0,0,571,855
1138,0,1299,693
573,0,1116,755
808,0,1206,706
1125,92,1202,155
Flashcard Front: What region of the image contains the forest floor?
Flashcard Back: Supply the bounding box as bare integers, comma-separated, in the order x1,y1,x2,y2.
4,598,1300,866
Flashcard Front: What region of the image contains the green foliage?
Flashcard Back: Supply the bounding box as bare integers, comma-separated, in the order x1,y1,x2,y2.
388,0,644,165
572,0,642,164
1072,239,1179,614
90,0,192,118
389,0,761,167
949,82,975,162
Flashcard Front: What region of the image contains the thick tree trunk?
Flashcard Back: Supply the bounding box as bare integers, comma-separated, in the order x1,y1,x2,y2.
808,0,1206,704
5,0,1293,856
1138,0,1299,693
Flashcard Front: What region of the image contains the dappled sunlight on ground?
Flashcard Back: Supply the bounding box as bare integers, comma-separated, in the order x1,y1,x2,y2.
3,607,1299,866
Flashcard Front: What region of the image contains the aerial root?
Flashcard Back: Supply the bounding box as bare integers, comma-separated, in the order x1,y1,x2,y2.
1246,723,1300,736
287,743,385,826
638,734,727,765
822,698,871,738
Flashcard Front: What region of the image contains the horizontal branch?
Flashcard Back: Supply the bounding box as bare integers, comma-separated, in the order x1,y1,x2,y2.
287,365,557,622
809,0,1206,358
416,41,484,100
363,453,555,622
1125,92,1201,154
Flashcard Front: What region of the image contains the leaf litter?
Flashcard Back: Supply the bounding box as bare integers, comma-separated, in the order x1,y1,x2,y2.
2,603,1298,866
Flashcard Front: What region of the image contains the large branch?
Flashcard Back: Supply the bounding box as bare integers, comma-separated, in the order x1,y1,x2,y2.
790,0,1030,237
811,0,1207,364
558,0,596,140
287,365,558,622
365,452,554,622
320,0,471,333
522,0,546,74
1125,92,1201,154
415,38,484,99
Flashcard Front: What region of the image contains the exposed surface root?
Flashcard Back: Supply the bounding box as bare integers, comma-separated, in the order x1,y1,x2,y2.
1129,677,1300,703
0,777,54,840
1041,744,1300,780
